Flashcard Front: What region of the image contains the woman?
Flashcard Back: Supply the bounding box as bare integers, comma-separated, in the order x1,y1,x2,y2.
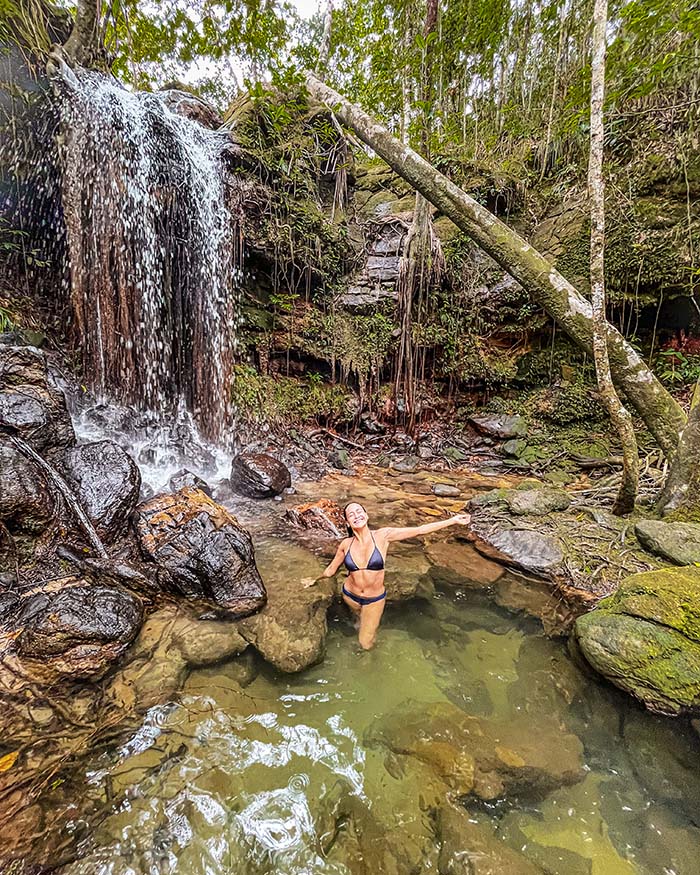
301,502,471,650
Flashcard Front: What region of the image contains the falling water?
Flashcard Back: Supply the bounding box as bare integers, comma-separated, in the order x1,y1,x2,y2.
53,65,240,442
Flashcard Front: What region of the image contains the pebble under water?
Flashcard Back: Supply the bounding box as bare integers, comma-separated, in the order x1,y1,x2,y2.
57,535,700,875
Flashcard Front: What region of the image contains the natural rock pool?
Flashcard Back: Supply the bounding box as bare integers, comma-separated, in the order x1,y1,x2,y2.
5,459,700,875
53,535,700,874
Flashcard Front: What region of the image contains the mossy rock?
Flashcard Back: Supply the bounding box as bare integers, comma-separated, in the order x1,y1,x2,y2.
634,520,700,566
433,215,460,243
469,488,509,508
354,162,411,195
505,487,571,516
573,566,700,716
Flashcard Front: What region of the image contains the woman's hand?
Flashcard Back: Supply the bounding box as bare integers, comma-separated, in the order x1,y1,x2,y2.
301,576,318,588
450,513,471,526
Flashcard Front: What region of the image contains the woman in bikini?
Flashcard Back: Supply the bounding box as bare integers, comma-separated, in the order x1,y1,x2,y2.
301,502,471,650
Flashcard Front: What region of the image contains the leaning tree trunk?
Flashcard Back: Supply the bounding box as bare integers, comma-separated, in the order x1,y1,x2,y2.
657,383,700,516
588,0,638,514
304,72,687,460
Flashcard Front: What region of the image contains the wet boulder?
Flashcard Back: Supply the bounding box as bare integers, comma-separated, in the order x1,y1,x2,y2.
0,439,54,537
0,345,75,456
134,487,266,616
367,699,584,802
285,498,347,538
469,414,527,440
8,579,143,680
59,440,141,541
573,566,700,716
169,468,212,497
230,452,291,498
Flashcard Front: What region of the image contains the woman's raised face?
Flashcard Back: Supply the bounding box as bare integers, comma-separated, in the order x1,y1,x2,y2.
344,502,368,530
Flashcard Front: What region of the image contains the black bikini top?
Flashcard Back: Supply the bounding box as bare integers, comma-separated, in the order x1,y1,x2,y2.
343,534,385,573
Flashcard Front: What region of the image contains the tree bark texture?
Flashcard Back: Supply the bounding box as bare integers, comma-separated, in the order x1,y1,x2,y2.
304,73,687,460
316,0,334,74
657,386,700,515
588,0,638,514
63,0,102,67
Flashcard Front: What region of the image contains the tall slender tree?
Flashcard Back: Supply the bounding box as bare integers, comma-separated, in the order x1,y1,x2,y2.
588,0,639,514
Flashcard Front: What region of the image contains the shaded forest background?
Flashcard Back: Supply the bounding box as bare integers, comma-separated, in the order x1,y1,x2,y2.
1,0,699,439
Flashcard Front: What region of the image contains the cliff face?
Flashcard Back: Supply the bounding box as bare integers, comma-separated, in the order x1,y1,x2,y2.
237,131,699,410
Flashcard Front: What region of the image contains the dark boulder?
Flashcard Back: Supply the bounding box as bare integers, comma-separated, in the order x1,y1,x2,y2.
59,440,141,541
230,452,291,498
0,438,54,536
11,580,143,679
0,346,75,456
134,487,266,616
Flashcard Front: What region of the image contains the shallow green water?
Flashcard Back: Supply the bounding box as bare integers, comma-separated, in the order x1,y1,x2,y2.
61,575,700,875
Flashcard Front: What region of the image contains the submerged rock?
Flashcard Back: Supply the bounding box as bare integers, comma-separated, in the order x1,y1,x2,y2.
634,519,700,566
469,414,527,440
573,566,700,715
134,487,266,616
0,345,75,456
230,452,291,498
367,699,584,802
237,576,334,673
59,440,141,541
437,803,545,875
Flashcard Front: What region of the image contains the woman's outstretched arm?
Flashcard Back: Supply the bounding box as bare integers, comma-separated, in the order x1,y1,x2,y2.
301,539,349,587
379,513,471,543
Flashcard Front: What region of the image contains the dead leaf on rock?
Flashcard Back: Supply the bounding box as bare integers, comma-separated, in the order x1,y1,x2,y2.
0,751,19,772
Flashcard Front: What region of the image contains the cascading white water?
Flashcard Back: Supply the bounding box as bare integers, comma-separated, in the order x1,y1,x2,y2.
54,65,239,443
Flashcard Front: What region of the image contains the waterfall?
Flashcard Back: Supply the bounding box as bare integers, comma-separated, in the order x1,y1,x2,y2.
54,67,239,443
